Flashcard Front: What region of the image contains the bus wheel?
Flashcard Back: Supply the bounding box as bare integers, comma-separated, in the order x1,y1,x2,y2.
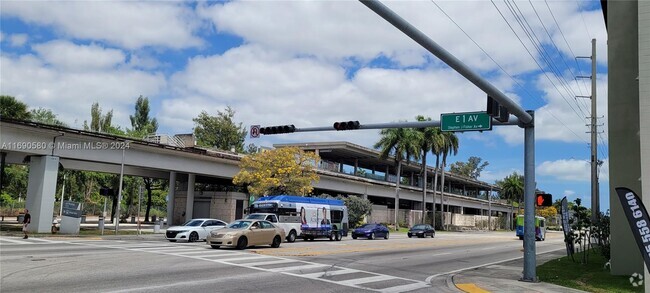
287,231,297,243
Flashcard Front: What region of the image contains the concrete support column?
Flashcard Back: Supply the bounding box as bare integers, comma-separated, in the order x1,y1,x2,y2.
354,159,358,175
185,174,195,222
166,172,176,226
25,156,59,233
385,166,390,181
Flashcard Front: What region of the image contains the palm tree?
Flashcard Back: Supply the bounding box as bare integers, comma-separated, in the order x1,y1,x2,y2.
439,131,459,230
496,172,524,215
430,129,444,228
374,127,420,230
415,116,443,224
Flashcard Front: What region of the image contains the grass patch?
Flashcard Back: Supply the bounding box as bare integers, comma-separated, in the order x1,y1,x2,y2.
538,249,643,293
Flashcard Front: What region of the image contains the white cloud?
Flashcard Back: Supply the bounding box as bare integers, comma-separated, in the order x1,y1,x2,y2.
9,33,28,47
1,1,202,49
479,168,522,183
0,31,4,42
162,44,489,147
0,42,166,128
32,40,125,71
564,190,575,197
537,158,590,181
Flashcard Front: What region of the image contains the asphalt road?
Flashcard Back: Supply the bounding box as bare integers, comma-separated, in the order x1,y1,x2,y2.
0,231,565,293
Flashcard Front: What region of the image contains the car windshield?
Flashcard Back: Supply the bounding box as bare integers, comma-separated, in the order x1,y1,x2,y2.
182,220,204,227
412,225,427,230
358,224,376,229
247,214,265,219
227,221,252,229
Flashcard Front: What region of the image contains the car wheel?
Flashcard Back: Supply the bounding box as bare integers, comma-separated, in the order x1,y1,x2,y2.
431,232,435,238
188,232,199,243
384,232,389,240
168,240,177,242
369,232,375,240
407,234,412,238
210,245,220,249
236,237,248,249
352,235,357,239
518,236,523,240
287,230,297,243
271,236,282,248
335,232,342,241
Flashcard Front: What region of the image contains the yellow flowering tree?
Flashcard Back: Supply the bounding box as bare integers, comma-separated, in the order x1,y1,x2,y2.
536,206,558,219
233,147,320,196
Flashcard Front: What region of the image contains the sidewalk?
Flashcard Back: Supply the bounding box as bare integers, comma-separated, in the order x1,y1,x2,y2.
451,249,587,293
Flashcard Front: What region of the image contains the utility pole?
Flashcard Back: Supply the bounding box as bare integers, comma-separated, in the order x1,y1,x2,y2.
590,39,598,222
577,39,598,223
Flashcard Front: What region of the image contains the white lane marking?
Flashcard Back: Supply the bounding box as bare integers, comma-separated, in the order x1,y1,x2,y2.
424,247,565,283
339,275,393,286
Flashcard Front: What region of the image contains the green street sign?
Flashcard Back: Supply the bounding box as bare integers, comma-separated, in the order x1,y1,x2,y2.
440,112,492,132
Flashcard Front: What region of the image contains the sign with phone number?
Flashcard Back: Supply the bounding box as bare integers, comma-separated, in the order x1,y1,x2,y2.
616,187,650,270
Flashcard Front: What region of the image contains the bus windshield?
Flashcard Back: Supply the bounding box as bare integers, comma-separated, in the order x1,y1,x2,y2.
247,214,266,220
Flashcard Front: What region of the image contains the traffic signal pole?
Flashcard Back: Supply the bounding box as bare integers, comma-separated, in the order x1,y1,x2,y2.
357,0,537,282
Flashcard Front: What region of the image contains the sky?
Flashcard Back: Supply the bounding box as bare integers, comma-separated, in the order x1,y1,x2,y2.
0,1,608,212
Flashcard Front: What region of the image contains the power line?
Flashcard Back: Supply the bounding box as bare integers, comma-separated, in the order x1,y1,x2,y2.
543,0,591,95
528,0,592,119
499,0,586,123
430,0,588,144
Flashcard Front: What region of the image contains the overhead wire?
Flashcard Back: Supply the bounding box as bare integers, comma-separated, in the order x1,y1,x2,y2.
543,0,592,98
499,0,587,125
429,0,588,144
528,0,592,119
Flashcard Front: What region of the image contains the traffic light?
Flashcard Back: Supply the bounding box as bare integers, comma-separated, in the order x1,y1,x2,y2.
333,121,361,131
487,95,510,122
260,125,296,135
536,193,552,207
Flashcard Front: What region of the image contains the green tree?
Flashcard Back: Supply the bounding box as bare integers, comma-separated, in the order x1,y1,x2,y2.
193,107,247,152
438,131,459,230
244,143,261,154
83,102,124,135
128,95,158,138
496,172,524,211
29,107,67,127
414,116,443,224
374,127,420,230
127,95,160,221
344,195,373,228
233,147,320,196
449,156,489,179
0,95,31,120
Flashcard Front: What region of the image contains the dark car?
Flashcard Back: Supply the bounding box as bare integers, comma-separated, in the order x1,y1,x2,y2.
351,223,389,240
408,224,435,238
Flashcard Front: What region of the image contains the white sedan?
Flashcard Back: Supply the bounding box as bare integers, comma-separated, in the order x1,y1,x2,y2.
166,218,228,242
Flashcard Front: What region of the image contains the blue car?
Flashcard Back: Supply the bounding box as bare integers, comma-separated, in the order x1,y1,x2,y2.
351,223,389,240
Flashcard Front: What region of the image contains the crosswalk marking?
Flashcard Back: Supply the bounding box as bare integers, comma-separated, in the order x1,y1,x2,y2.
339,275,392,286
301,268,358,278
379,282,431,293
0,236,431,292
248,259,296,267
269,264,329,272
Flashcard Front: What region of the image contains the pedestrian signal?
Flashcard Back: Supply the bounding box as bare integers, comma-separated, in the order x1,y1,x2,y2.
536,194,552,207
